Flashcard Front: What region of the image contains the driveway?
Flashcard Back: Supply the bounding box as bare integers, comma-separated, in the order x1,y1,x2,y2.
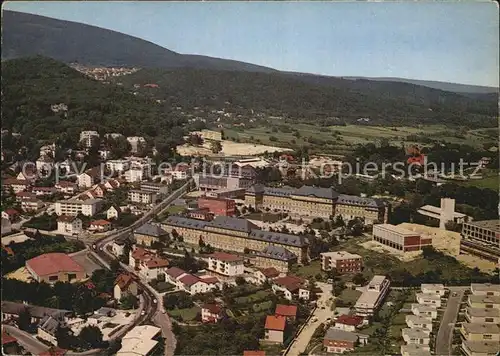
285,282,333,356
435,288,467,355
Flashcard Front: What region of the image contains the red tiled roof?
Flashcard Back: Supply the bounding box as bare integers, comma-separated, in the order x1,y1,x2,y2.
199,276,219,284
264,315,286,331
26,253,84,277
4,178,29,185
336,314,364,326
57,215,78,223
202,303,221,314
115,273,134,290
258,267,280,278
83,167,101,178
166,267,186,279
1,331,17,345
275,304,297,317
3,209,19,216
131,247,153,261
32,187,57,192
145,257,169,269
209,251,243,262
179,274,201,287
273,275,305,292
243,352,266,356
105,179,120,188
90,219,111,226
16,191,36,198
56,181,77,188
39,347,67,356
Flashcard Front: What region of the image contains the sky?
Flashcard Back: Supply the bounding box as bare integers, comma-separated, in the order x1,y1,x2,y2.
3,1,499,87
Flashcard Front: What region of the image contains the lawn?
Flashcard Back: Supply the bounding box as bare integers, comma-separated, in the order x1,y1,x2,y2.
166,205,187,214
337,288,362,304
234,290,271,304
150,280,176,293
168,306,200,322
463,174,499,190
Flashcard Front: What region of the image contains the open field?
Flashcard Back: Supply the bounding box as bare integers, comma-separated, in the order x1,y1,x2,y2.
463,173,499,190
225,123,494,155
176,139,292,157
168,306,200,322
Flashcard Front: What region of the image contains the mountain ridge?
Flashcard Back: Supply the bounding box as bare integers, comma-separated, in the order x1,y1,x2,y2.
2,9,498,96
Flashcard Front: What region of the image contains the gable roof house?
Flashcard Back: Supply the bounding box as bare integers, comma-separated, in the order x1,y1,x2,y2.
271,275,310,301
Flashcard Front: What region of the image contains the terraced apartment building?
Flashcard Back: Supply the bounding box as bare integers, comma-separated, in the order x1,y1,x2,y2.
162,215,309,262
245,184,388,224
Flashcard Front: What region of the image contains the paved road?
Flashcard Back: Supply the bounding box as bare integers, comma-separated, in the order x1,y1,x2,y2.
435,288,467,356
286,282,333,356
2,325,50,355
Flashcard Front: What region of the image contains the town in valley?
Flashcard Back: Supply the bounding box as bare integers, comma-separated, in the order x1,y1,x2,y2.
1,2,499,356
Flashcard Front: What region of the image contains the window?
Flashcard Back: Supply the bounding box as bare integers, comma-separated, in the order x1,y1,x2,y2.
483,335,492,340
48,275,58,281
485,318,494,322
67,273,77,281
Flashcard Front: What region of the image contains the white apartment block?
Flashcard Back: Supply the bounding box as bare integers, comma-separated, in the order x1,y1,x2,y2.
416,292,442,307
402,328,431,345
411,304,438,320
465,307,500,324
125,164,150,183
207,252,244,277
354,275,390,317
421,284,446,297
128,190,157,205
470,283,500,297
57,216,83,236
79,131,100,148
401,344,430,356
55,199,103,216
105,159,131,173
405,315,433,331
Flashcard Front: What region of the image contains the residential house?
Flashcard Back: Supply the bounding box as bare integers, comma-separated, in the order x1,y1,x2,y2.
243,351,266,356
264,315,286,344
421,284,446,297
78,167,101,188
32,187,57,196
354,275,390,317
91,184,107,198
254,245,297,273
114,273,138,301
112,240,126,257
405,315,433,331
103,179,121,191
1,301,72,325
411,304,438,320
271,275,310,301
16,170,37,183
400,344,430,356
1,209,20,222
320,251,363,273
416,292,442,307
3,179,31,194
79,130,100,148
402,328,431,345
178,274,216,295
333,315,364,332
460,323,500,342
461,340,499,356
55,181,78,195
323,327,359,353
201,304,224,323
275,304,298,321
105,160,131,174
21,198,45,212
129,247,169,282
253,267,281,285
468,295,500,310
470,283,500,297
207,252,244,276
89,219,112,232
465,307,500,324
15,191,37,202
57,216,83,236
37,315,65,346
134,223,167,247
107,205,121,220
128,190,157,205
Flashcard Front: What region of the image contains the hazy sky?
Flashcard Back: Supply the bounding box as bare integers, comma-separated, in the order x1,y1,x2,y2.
3,1,499,87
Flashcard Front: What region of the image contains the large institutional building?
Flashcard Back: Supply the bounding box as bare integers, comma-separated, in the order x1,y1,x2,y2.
372,224,432,253
460,220,500,263
162,215,309,262
245,185,388,224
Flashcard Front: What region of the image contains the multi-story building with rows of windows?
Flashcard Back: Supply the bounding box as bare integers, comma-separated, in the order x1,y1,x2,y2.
245,184,388,224
460,220,500,263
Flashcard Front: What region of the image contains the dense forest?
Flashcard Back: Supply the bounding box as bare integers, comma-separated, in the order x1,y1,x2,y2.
1,56,186,153
118,67,497,127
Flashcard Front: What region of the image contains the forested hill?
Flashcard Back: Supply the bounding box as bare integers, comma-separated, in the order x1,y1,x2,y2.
2,10,276,73
116,67,498,128
1,57,186,151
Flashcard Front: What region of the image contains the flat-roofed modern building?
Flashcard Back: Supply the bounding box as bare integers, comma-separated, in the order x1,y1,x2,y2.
461,340,499,356
465,307,500,324
416,292,442,307
320,251,363,273
372,224,432,252
468,295,500,310
401,344,430,356
402,328,431,345
460,220,500,263
421,284,446,296
207,252,244,277
460,323,500,342
411,304,438,320
417,198,470,229
471,283,500,297
354,275,390,317
117,325,162,356
405,315,433,331
55,198,102,216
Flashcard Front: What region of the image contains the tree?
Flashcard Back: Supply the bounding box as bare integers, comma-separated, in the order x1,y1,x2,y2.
210,141,222,154
79,325,104,349
17,308,31,331
352,273,367,286
235,276,246,286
